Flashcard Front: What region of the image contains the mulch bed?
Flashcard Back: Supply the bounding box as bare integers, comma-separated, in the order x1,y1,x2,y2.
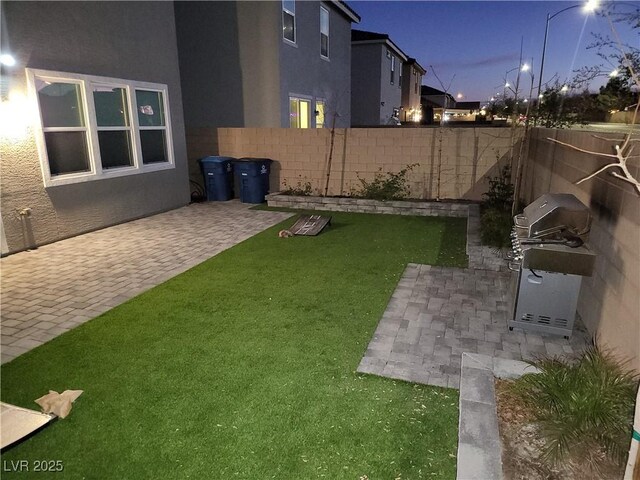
495,379,625,480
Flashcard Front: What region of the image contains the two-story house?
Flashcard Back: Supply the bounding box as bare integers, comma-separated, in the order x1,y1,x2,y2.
350,30,408,126
174,1,360,130
401,58,427,123
0,0,359,254
0,1,191,255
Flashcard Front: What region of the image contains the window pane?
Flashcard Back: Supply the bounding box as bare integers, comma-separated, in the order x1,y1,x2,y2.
320,8,329,34
136,90,165,127
391,57,395,84
140,130,168,164
44,131,90,175
283,12,295,42
316,102,325,128
321,34,329,58
98,131,133,169
300,100,310,129
36,81,85,128
94,86,129,127
289,98,299,128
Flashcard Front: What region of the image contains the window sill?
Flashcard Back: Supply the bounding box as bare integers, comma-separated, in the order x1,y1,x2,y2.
44,162,174,188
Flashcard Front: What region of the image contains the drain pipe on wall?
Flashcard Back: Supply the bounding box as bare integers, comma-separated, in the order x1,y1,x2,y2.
18,208,36,251
624,384,640,479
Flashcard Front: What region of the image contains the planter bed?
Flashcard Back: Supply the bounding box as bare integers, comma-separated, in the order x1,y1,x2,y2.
266,192,470,217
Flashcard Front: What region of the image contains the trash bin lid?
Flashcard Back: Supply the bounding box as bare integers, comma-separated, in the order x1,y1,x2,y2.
199,156,235,164
235,157,272,164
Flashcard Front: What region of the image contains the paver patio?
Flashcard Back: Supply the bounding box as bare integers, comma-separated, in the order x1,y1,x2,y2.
0,201,292,364
357,205,591,389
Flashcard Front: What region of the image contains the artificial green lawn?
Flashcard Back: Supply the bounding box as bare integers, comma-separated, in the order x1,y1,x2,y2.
1,211,466,479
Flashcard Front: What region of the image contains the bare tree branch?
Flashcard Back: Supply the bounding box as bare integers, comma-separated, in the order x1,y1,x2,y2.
546,137,619,159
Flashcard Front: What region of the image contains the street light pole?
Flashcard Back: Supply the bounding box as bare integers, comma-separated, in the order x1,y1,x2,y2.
536,12,551,114
535,1,598,121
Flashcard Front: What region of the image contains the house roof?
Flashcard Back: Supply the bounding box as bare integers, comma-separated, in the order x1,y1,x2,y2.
420,85,456,108
421,85,446,96
406,57,426,75
351,29,408,62
331,1,360,23
454,101,481,111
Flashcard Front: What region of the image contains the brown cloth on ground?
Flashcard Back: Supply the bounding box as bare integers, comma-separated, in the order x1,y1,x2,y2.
34,390,83,419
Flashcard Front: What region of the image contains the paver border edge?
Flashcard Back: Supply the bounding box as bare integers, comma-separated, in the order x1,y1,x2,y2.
456,352,539,480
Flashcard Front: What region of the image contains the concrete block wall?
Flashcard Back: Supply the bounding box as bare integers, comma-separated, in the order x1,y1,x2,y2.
186,126,517,201
523,128,639,371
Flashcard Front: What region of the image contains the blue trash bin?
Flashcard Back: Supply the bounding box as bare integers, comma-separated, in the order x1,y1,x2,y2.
199,156,235,201
232,158,272,204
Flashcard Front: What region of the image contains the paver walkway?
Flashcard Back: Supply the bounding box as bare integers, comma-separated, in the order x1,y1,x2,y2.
357,205,591,389
1,201,292,364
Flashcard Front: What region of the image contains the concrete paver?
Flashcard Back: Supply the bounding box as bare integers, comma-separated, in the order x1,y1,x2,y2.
357,204,591,389
1,201,292,363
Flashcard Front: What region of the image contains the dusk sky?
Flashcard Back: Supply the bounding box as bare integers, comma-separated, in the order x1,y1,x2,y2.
351,1,639,102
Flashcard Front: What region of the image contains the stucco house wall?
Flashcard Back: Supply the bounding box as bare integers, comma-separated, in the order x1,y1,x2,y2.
176,1,354,130
0,1,190,255
175,1,282,129
350,44,382,127
279,1,353,128
401,62,424,123
351,38,403,126
378,47,403,125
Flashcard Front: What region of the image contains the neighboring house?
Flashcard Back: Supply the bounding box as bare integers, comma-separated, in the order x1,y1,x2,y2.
400,58,426,123
350,30,408,126
448,101,482,122
0,1,190,255
174,1,360,130
421,85,456,124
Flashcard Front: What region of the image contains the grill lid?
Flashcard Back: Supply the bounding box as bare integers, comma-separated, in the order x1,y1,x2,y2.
514,193,591,240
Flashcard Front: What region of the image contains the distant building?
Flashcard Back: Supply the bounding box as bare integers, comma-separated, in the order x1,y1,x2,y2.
420,86,482,123
401,58,426,123
351,29,408,126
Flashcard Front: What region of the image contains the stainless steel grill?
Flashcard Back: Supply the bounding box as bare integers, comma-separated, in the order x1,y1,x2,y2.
507,193,597,338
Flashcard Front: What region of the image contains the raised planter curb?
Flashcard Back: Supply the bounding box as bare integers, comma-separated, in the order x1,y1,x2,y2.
266,192,471,217
456,353,539,480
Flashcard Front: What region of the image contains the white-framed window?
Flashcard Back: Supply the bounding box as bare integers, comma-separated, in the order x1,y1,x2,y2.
315,99,326,128
27,69,174,187
414,70,419,94
289,95,311,128
390,56,395,85
283,0,296,44
320,6,329,59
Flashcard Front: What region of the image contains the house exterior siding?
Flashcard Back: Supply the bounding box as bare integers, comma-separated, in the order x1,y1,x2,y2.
401,62,425,123
351,41,404,126
175,1,282,128
350,44,382,126
279,1,352,128
0,1,190,254
378,47,403,124
175,0,353,129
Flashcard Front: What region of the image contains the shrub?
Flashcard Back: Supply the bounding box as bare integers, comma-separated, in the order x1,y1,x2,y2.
482,164,514,212
354,164,418,201
512,346,639,471
480,163,514,248
480,208,513,249
281,179,313,196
